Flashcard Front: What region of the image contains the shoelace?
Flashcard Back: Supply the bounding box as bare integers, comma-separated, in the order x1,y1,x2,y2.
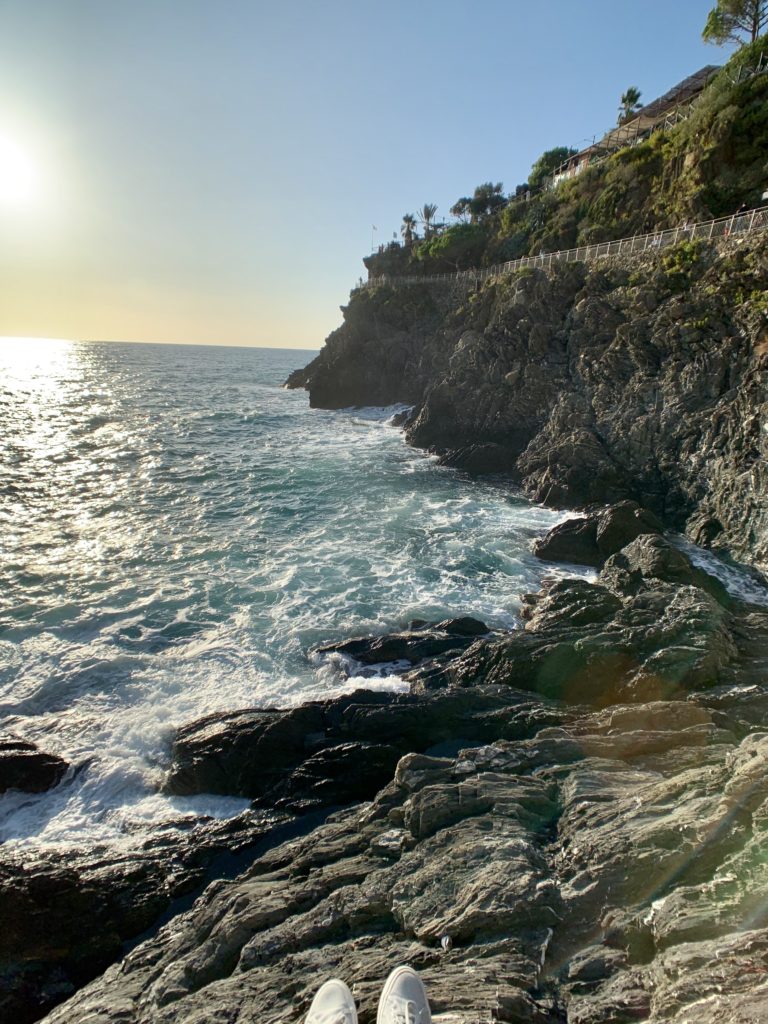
383,996,427,1024
306,1009,355,1024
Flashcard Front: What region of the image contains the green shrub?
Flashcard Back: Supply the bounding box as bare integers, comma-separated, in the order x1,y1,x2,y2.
661,239,708,291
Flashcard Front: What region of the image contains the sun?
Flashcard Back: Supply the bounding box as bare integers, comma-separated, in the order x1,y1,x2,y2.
0,134,39,206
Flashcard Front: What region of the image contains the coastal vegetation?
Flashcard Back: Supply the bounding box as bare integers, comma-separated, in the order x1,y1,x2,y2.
703,0,768,45
365,30,768,279
618,85,642,124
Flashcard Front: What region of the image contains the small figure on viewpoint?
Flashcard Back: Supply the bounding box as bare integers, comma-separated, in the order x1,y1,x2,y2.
305,965,432,1024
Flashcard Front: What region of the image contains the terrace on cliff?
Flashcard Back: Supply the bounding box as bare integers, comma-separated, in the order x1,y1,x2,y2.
361,37,768,283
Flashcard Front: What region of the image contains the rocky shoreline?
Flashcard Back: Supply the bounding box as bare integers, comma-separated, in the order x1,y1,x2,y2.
4,496,766,1024
4,239,768,1023
288,237,768,569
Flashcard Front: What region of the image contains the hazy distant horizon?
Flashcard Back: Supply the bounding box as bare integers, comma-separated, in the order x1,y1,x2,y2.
0,335,321,352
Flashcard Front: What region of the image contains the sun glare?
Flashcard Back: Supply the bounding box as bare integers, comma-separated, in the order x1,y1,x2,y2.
0,134,39,206
0,337,72,376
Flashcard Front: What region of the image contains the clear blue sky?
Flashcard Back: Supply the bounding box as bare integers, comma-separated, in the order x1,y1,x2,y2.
0,0,724,347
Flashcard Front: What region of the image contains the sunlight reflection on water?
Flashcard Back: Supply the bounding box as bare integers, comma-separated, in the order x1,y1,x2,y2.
0,341,579,851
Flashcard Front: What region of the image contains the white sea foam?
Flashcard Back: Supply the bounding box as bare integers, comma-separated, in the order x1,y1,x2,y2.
0,342,579,852
672,535,768,606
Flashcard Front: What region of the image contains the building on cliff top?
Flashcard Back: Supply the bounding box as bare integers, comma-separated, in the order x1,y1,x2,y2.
553,65,721,185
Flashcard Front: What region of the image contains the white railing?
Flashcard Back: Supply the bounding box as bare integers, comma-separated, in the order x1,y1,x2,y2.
359,205,768,290
368,58,768,263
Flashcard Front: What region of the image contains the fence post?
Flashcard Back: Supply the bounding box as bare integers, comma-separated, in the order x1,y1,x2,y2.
749,208,757,232
708,220,715,240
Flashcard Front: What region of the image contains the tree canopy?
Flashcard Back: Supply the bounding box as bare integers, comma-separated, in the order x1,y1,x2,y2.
418,203,438,238
451,182,506,223
618,86,643,124
703,0,768,45
529,147,578,189
401,213,417,246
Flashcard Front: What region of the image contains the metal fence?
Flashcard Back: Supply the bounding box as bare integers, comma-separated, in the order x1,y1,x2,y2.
360,205,768,290
368,58,768,262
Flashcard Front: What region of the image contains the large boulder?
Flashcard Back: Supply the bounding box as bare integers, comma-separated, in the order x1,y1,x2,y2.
449,540,738,705
0,738,68,794
316,617,489,667
601,533,732,605
533,501,663,567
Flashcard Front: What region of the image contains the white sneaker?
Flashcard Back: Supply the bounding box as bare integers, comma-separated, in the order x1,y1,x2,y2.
305,978,358,1024
376,966,432,1024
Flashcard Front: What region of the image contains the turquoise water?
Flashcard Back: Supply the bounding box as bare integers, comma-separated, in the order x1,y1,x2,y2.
0,339,571,849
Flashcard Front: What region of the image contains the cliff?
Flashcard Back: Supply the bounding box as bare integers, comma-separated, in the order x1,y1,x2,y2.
288,236,768,570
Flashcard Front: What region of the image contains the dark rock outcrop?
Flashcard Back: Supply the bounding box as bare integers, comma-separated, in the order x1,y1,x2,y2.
0,809,290,1024
316,616,489,667
0,738,68,793
289,239,768,569
40,693,768,1024
533,501,663,567
165,686,565,805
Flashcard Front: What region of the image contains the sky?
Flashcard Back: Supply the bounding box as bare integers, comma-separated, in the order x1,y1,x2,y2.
0,0,725,349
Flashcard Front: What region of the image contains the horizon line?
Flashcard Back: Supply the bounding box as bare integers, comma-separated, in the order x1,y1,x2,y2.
0,335,321,352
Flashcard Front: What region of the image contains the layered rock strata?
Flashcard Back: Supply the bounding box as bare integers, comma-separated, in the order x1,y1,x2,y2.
34,516,768,1023
287,238,768,568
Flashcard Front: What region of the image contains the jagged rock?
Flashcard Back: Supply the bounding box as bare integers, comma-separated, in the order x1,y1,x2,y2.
449,545,738,704
0,738,68,793
533,501,663,567
165,687,566,801
316,617,489,667
438,443,519,475
40,715,768,1024
0,810,289,1024
256,741,401,813
601,533,731,605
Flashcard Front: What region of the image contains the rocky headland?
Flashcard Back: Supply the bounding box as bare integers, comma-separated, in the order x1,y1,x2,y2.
287,235,767,570
6,37,768,1024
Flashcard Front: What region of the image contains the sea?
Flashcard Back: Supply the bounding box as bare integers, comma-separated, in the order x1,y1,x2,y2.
2,339,760,855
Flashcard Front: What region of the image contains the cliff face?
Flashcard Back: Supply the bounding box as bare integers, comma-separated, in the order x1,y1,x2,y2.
289,237,768,569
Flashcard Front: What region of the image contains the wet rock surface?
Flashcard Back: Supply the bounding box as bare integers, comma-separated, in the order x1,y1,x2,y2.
26,521,768,1024
0,737,69,794
533,502,663,567
316,615,489,667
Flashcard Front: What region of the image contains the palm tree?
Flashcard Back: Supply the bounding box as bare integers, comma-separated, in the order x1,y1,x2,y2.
419,203,438,239
401,213,417,246
618,86,642,124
